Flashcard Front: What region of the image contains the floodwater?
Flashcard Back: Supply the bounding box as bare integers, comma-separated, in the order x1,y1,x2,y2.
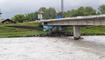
0,36,105,60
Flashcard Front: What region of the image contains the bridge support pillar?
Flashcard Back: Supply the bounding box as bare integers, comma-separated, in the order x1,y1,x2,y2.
73,26,81,40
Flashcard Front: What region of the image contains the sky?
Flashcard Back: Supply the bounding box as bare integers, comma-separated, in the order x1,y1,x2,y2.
0,0,105,19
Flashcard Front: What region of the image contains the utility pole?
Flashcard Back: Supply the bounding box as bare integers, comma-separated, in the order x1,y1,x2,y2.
61,0,64,18
0,10,2,17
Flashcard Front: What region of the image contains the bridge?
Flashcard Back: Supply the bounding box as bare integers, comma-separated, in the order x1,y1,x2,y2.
41,14,105,40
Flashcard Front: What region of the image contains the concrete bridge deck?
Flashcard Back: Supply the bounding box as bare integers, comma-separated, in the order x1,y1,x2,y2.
41,14,105,26
41,15,105,40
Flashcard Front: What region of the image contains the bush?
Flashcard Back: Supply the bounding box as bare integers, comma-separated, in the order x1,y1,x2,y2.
38,23,43,28
12,14,26,23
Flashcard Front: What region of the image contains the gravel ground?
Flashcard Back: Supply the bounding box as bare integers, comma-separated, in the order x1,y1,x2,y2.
0,36,105,60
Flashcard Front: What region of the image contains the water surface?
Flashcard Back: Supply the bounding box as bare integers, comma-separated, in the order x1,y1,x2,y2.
0,36,105,60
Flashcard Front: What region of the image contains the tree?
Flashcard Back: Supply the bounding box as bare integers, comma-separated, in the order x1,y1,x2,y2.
98,4,105,14
84,7,96,15
64,6,96,17
38,7,57,19
39,7,47,12
12,14,26,23
64,11,68,17
48,8,57,19
25,12,38,21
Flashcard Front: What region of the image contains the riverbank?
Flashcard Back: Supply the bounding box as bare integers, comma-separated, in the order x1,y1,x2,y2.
0,22,47,37
64,26,105,35
0,22,105,37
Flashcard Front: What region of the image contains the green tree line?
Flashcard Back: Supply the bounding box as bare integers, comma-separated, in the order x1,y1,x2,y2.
11,7,57,23
11,4,105,23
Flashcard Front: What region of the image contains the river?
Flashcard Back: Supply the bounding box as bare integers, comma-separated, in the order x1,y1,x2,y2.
0,36,105,60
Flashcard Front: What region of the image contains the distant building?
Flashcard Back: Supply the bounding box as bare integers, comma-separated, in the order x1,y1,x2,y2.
1,19,16,24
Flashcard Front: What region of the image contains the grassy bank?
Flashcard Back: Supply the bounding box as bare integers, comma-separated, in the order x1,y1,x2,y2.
0,22,47,37
64,26,105,35
81,26,105,35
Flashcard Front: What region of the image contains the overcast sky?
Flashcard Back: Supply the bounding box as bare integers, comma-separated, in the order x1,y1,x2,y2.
0,0,105,19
